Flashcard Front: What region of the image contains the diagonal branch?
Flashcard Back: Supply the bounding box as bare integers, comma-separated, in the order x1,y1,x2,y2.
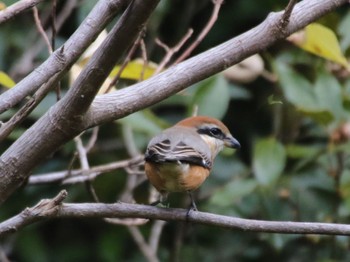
0,0,46,24
174,0,224,64
0,0,159,205
0,0,347,206
58,0,160,119
0,0,129,114
84,0,348,128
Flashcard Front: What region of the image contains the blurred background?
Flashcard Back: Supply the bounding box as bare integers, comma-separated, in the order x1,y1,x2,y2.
1,0,350,261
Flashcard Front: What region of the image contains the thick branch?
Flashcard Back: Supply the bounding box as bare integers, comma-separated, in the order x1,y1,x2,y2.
0,0,159,205
0,0,46,24
59,0,160,118
84,0,348,127
0,0,347,205
2,197,350,237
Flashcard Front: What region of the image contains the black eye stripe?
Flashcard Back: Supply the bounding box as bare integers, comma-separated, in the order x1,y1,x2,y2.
209,128,221,136
197,127,225,139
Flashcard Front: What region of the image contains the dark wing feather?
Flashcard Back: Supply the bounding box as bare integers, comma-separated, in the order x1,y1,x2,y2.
145,140,212,169
145,139,171,162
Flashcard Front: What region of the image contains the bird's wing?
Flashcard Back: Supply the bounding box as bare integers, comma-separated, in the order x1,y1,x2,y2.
145,128,212,169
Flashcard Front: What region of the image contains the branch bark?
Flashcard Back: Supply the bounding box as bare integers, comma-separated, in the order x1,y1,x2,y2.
0,0,347,205
2,192,350,237
0,0,128,114
0,0,160,204
0,0,46,24
28,156,144,185
84,0,348,128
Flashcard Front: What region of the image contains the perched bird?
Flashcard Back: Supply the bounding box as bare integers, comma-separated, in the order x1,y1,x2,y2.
144,116,240,210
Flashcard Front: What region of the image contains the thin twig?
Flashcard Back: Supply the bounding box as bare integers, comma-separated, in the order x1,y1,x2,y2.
51,0,57,50
73,135,100,202
139,39,148,81
104,126,145,222
9,0,79,80
0,0,126,114
149,220,166,254
32,6,53,54
105,29,146,93
85,127,99,153
174,0,224,64
50,0,61,100
279,0,298,32
153,28,193,75
84,0,347,129
28,156,144,184
0,70,62,143
128,226,159,262
74,136,90,170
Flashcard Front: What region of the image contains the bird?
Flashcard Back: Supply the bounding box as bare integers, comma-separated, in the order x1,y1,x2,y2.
144,115,240,211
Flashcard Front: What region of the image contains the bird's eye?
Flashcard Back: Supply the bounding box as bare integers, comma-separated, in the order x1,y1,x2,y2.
209,127,222,137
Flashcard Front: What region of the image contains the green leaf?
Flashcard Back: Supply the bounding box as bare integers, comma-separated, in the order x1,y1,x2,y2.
314,71,344,121
274,61,339,125
299,109,334,125
0,70,15,88
209,178,258,207
286,144,323,159
338,10,350,52
253,137,286,186
228,82,252,100
118,111,163,136
286,144,325,171
191,75,230,119
274,60,317,109
340,170,350,200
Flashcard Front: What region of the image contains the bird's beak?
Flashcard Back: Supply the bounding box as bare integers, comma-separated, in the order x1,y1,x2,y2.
224,135,241,149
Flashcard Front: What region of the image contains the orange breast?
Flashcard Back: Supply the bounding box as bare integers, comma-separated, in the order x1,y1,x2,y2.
145,162,210,193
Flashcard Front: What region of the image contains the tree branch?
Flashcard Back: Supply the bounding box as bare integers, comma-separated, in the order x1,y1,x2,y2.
9,0,80,79
2,191,350,237
280,0,298,29
0,0,159,205
27,156,143,185
0,0,347,205
84,0,348,128
174,0,224,64
59,0,160,119
0,0,46,24
0,0,128,114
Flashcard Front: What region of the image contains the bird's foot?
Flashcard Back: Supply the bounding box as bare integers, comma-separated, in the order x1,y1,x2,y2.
186,197,198,222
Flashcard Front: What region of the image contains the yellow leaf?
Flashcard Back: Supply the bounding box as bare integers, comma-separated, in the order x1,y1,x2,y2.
69,30,157,94
0,71,15,88
288,23,350,70
0,2,6,10
110,59,157,80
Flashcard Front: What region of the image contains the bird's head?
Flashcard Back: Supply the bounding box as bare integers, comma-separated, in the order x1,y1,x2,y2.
175,116,240,157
